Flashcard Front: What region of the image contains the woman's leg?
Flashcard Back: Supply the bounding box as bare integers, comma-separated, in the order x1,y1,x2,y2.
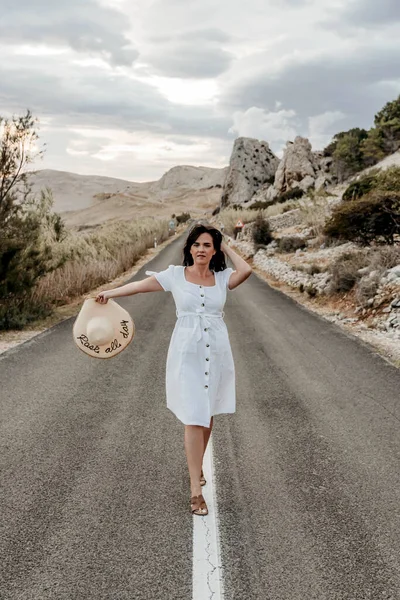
184,425,204,497
202,416,213,461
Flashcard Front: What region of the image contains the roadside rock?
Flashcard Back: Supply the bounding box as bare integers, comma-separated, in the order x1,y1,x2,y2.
221,137,279,207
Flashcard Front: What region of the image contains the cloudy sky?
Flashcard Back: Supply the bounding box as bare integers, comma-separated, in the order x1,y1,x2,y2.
1,0,399,181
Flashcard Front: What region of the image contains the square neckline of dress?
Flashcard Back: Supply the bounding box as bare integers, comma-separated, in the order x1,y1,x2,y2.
182,266,217,288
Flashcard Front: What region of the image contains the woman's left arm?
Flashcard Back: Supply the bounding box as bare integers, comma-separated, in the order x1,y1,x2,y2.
221,240,252,290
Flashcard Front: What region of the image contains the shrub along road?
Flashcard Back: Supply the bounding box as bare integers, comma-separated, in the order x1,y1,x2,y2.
1,234,400,599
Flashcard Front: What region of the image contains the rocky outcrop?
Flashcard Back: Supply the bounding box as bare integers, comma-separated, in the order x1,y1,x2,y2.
314,152,335,189
266,136,334,201
221,137,279,207
275,137,315,191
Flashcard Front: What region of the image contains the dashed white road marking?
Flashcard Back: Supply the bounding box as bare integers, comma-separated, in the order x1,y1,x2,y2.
192,434,224,600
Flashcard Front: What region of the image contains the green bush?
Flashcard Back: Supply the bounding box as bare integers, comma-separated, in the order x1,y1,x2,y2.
276,187,304,203
343,166,400,201
374,94,400,154
277,236,306,253
305,284,318,297
372,165,400,193
323,95,400,178
360,128,386,167
176,212,191,224
0,111,65,329
323,190,400,245
308,263,322,275
251,213,273,246
342,173,378,201
249,200,272,210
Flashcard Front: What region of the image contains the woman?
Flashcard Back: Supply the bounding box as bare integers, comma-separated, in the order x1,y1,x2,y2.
95,224,252,516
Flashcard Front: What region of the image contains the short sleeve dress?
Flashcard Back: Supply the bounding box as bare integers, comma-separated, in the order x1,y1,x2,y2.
144,264,236,427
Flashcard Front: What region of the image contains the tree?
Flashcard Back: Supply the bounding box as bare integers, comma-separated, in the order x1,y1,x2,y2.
360,128,386,167
333,129,368,180
0,110,65,329
374,94,400,154
323,190,400,246
324,128,368,181
252,212,273,246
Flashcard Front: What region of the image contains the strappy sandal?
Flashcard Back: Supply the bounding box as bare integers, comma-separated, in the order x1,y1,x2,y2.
191,494,208,516
200,469,206,487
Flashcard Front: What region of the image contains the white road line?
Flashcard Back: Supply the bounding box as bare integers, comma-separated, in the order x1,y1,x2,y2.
192,434,224,600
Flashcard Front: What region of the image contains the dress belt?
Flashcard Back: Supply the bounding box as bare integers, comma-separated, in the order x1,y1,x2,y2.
176,311,225,342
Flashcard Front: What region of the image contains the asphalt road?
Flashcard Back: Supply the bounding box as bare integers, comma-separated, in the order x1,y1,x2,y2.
1,234,400,600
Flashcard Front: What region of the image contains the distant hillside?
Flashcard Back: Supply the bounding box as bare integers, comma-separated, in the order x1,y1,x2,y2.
26,165,228,227
150,165,227,198
27,169,143,213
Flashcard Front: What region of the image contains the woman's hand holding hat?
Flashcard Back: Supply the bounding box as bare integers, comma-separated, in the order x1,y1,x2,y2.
95,290,112,304
73,296,135,359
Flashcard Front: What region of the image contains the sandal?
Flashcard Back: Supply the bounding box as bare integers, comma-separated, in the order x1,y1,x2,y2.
200,469,206,487
190,494,208,516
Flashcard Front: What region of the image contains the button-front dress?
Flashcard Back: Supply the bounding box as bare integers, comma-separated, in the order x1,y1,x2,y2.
144,265,236,427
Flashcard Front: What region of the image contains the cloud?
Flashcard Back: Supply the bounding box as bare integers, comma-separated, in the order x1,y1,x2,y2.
280,0,312,5
0,56,231,139
145,46,233,79
0,0,138,66
150,28,232,44
222,45,400,133
227,107,348,153
228,107,299,151
143,29,234,79
308,110,346,149
39,126,232,181
1,0,400,180
325,0,400,28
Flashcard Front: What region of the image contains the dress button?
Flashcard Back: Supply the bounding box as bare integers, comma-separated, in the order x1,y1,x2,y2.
201,303,205,307
206,344,210,347
205,385,208,389
201,294,204,297
204,328,207,331
199,285,202,288
206,357,209,361
205,371,208,375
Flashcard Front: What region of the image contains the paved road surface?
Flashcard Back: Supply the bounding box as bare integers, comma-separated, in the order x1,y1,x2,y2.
1,234,400,599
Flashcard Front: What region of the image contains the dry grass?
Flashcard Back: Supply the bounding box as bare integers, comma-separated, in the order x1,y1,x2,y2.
297,195,331,236
217,208,257,235
32,217,169,306
263,199,301,217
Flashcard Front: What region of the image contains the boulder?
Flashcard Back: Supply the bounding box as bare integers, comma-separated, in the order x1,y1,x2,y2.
267,137,335,201
221,137,279,207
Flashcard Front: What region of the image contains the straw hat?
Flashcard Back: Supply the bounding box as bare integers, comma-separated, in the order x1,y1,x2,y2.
73,298,135,359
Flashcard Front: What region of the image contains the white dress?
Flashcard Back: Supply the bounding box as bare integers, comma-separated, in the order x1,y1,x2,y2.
144,264,236,427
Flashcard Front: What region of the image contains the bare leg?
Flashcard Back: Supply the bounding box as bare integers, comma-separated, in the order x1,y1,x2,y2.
184,425,204,497
202,416,213,461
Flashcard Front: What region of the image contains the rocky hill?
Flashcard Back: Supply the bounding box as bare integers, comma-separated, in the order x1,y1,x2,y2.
220,135,335,209
149,165,227,198
27,169,144,213
27,165,228,227
217,148,400,366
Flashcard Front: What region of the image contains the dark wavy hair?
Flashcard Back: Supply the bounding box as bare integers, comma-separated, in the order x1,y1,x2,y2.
182,224,227,272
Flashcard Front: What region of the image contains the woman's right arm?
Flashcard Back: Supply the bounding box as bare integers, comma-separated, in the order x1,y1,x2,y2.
95,275,163,303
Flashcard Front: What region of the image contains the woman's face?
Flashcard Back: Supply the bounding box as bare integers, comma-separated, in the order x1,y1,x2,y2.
189,232,216,267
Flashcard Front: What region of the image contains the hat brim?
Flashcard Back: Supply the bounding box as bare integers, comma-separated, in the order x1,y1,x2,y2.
73,298,135,359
